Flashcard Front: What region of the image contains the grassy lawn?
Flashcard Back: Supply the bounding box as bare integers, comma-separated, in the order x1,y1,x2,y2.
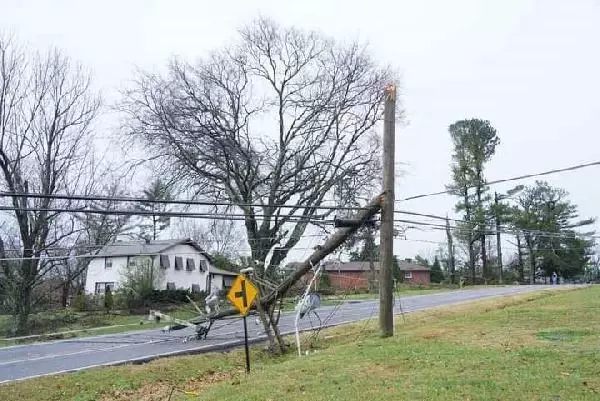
2,285,596,400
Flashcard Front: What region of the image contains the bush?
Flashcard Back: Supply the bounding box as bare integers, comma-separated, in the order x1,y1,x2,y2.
104,287,114,313
73,289,86,312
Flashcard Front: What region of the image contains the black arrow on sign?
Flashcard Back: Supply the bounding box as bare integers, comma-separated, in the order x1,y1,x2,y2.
235,279,247,308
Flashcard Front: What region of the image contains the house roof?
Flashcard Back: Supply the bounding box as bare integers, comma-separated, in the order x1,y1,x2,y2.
89,238,212,261
322,259,430,272
208,266,238,276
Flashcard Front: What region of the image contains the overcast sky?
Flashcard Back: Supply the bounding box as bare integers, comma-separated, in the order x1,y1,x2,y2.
3,0,599,263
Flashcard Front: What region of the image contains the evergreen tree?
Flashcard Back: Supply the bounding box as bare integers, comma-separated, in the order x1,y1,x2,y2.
430,257,444,283
447,119,500,280
512,181,596,282
137,179,173,241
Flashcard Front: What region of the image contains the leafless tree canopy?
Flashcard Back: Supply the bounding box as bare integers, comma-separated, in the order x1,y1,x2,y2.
121,18,397,277
176,218,245,259
0,35,101,333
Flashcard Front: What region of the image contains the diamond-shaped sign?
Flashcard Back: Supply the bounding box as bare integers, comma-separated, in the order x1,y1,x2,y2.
227,275,259,316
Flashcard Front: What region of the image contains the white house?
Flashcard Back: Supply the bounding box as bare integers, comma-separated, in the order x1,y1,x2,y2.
84,238,237,295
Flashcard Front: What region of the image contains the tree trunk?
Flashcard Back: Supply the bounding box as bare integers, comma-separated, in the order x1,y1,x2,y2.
469,239,476,283
61,282,70,308
268,303,285,353
255,300,279,353
14,283,32,335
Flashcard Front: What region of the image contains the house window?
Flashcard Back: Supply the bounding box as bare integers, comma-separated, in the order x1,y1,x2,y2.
105,257,113,269
224,276,235,288
95,282,115,294
404,271,413,279
186,258,196,271
166,282,176,290
198,260,208,272
191,284,201,293
174,256,183,270
160,254,170,269
128,256,137,268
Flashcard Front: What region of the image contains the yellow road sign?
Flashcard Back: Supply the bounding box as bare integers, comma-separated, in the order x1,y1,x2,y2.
227,275,259,316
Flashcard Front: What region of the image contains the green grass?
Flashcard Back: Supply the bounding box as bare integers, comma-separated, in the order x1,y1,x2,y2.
2,285,596,401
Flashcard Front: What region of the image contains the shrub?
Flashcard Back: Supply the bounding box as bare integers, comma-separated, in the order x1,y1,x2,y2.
73,289,86,312
104,287,114,313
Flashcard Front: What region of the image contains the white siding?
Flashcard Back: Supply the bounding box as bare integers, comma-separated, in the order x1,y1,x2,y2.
160,244,210,291
84,256,129,293
84,243,215,294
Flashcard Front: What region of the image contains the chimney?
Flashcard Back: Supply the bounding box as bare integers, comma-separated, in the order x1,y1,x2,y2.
405,258,412,263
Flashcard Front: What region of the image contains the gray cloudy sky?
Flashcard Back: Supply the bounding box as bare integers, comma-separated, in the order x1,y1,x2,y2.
3,0,599,262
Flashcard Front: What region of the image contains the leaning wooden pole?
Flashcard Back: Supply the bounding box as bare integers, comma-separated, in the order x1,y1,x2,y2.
262,194,384,306
379,83,396,338
194,195,384,324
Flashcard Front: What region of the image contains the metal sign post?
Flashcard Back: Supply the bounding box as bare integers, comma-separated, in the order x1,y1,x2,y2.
227,274,259,374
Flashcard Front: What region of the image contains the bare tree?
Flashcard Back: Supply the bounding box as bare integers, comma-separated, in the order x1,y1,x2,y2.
176,217,245,259
0,35,101,334
121,18,398,350
44,179,135,307
123,17,394,269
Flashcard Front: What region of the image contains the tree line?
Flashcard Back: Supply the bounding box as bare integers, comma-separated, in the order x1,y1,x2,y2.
442,119,596,284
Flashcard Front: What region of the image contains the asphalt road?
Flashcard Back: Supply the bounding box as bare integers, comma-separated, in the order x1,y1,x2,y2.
0,285,564,383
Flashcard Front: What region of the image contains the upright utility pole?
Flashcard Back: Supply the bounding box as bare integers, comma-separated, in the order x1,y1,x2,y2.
445,216,456,284
494,192,503,284
379,83,396,338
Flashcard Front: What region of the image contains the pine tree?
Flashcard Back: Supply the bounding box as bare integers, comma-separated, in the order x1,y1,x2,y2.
137,179,173,241
430,257,444,283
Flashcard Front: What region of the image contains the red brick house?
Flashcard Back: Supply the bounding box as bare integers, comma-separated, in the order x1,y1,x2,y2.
315,258,431,291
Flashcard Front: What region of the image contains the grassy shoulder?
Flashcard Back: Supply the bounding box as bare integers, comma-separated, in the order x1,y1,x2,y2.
3,285,596,401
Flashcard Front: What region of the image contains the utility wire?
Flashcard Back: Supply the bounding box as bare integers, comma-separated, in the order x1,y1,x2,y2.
396,160,600,202
395,218,599,240
0,205,336,224
0,191,368,212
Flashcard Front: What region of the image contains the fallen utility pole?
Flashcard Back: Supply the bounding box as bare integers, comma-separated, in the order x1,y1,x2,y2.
263,194,384,306
379,83,396,338
195,194,384,324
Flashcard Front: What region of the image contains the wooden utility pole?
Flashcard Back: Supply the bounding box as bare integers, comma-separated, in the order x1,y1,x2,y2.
494,192,503,284
379,83,396,337
445,216,456,284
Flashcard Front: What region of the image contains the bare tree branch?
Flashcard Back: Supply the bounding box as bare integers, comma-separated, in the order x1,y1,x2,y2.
0,35,101,334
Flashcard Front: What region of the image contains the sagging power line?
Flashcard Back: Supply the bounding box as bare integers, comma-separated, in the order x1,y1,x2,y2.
396,160,600,202
0,191,368,212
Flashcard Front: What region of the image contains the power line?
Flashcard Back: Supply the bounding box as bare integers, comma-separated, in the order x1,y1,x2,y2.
396,160,600,202
0,205,336,224
0,246,329,262
398,237,588,252
0,191,367,212
394,217,599,240
0,233,331,254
